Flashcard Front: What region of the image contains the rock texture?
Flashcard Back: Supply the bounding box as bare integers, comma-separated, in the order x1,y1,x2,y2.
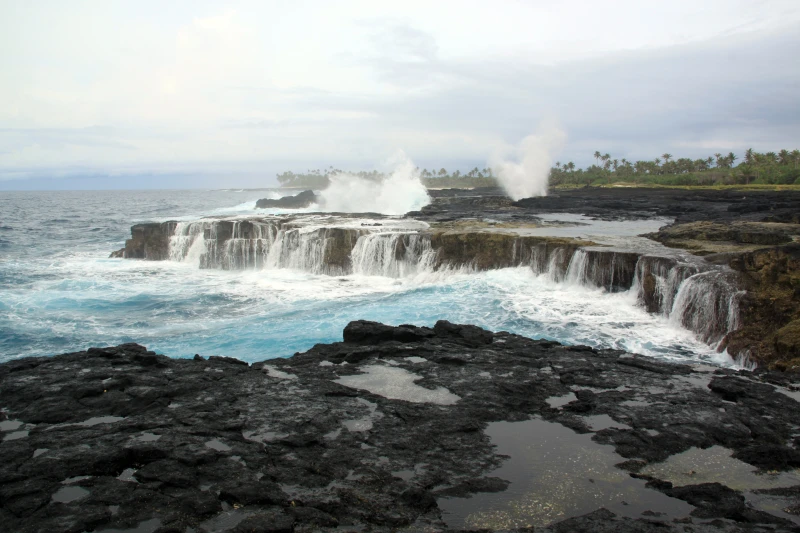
725,244,800,366
3,322,800,532
110,222,177,260
255,190,317,209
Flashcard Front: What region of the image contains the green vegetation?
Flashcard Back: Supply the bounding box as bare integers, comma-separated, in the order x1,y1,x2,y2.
551,148,800,187
276,166,499,188
276,167,380,188
275,149,800,189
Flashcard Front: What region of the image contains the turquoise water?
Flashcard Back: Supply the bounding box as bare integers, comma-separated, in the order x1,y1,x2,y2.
0,190,730,365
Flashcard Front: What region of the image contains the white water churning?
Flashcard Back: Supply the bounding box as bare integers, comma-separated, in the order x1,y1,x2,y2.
161,217,744,359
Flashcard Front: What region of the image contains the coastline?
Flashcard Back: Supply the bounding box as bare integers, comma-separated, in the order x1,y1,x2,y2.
3,186,800,532
3,321,800,532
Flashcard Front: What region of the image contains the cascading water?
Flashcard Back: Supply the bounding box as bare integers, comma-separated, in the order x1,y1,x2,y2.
351,233,435,277
169,222,215,264
160,218,746,359
220,221,278,270
564,249,589,286
544,247,570,283
7,190,757,368
630,256,700,315
669,271,744,345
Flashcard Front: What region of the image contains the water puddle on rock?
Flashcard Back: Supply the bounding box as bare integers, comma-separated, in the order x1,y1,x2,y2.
133,432,161,442
83,416,125,426
640,445,800,490
51,486,90,503
342,398,382,432
3,430,28,441
745,490,800,525
117,468,138,483
197,509,254,532
582,414,632,431
205,439,231,452
335,365,460,405
262,365,297,380
439,418,693,529
97,518,162,533
545,392,576,408
0,419,23,432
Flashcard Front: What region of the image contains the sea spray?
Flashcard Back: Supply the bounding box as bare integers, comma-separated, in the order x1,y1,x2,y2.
491,122,567,200
317,151,430,215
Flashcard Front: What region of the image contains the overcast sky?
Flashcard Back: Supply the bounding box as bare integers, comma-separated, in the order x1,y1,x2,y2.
1,0,799,189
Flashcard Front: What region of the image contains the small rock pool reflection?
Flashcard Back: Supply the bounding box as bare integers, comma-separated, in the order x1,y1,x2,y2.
439,418,694,529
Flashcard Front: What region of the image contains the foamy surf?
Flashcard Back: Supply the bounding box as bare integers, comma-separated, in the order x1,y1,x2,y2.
0,189,741,368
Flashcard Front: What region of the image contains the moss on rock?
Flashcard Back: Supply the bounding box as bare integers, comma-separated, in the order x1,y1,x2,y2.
723,244,800,367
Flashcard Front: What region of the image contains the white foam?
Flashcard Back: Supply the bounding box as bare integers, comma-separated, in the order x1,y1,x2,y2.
317,152,430,215
491,121,566,200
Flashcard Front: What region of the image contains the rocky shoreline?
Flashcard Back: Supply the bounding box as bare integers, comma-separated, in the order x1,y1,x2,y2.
110,187,800,367
6,186,800,532
3,321,800,532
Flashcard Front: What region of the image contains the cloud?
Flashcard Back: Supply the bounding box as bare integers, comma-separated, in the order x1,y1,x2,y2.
0,1,799,187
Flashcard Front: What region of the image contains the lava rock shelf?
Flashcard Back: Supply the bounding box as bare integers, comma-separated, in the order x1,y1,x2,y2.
3,321,800,532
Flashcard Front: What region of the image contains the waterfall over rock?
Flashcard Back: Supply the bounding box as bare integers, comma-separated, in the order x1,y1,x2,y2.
669,271,744,345
120,216,746,355
351,233,435,277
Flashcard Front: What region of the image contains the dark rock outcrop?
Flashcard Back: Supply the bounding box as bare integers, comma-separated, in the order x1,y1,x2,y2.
3,322,800,532
110,222,176,259
724,243,800,367
255,190,317,209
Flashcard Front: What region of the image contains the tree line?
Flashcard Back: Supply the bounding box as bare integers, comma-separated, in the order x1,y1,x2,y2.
275,166,497,188
551,149,800,186
275,148,800,189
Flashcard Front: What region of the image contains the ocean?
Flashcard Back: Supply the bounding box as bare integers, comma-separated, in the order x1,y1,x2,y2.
0,189,732,366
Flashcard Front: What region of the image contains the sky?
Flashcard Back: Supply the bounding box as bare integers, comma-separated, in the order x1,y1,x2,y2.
1,0,799,189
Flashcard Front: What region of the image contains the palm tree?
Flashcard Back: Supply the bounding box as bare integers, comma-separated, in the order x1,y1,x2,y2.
744,148,755,165
438,168,447,177
662,153,672,164
714,153,722,168
612,159,619,173
728,152,737,167
594,151,602,166
778,149,790,165
792,150,800,170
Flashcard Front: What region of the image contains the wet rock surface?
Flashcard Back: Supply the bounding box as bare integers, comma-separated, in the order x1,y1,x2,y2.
110,222,178,259
3,322,800,532
413,187,800,366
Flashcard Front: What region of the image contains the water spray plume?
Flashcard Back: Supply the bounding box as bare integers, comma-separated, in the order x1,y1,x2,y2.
317,151,430,215
491,122,567,200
